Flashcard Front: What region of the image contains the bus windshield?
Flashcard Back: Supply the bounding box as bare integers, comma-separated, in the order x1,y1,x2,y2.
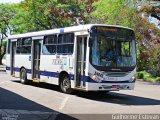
90,26,136,72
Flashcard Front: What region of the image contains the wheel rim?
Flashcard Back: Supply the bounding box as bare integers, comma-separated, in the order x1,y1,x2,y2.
20,70,25,83
62,77,71,92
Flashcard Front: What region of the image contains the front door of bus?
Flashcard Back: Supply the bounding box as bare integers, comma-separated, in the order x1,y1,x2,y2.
32,40,41,79
10,41,16,75
76,36,87,87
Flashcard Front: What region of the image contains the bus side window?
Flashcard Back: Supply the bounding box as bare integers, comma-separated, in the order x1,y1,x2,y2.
16,39,22,54
21,38,32,54
57,33,74,54
42,35,57,54
16,38,32,54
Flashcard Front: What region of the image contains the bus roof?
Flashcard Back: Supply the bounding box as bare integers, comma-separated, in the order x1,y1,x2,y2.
8,24,133,40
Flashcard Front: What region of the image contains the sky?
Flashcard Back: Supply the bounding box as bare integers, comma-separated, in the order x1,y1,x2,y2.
0,0,23,4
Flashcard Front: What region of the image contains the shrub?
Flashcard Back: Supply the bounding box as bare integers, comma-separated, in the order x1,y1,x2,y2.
137,72,144,79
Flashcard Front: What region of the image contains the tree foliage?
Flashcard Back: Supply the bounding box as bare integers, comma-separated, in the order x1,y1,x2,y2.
0,4,16,64
91,0,138,28
0,0,96,64
91,0,160,75
11,0,96,33
0,4,16,36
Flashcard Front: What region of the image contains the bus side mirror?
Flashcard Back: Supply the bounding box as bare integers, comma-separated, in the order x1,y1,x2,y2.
89,38,93,47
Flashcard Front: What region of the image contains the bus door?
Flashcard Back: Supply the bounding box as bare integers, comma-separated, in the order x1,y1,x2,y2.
32,40,42,80
10,41,16,75
75,36,87,87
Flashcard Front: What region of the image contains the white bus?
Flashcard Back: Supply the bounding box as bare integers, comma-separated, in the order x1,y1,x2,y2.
6,24,136,94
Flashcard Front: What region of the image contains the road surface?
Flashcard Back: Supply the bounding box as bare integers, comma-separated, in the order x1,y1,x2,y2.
0,66,160,119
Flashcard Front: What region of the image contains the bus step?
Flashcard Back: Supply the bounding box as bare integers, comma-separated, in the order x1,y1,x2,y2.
11,74,15,77
32,79,40,83
74,86,86,91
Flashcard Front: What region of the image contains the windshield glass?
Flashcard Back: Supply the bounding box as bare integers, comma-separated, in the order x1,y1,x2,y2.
90,26,136,71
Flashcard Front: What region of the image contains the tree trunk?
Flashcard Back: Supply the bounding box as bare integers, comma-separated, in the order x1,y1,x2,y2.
0,46,2,65
0,34,3,65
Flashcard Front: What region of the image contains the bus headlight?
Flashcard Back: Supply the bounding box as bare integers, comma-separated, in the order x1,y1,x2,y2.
92,75,102,83
129,76,136,82
92,75,97,80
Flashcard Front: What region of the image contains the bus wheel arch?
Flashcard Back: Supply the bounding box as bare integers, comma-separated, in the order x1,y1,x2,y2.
20,67,28,84
59,71,72,94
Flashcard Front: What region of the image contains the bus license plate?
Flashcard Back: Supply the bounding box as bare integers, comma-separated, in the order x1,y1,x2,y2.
112,85,120,89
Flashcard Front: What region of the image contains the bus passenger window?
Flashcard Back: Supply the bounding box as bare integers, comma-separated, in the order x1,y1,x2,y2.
22,38,32,54
57,33,74,54
42,35,57,54
16,38,32,54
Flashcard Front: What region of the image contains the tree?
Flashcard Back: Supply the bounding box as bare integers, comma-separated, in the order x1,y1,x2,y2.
0,4,16,64
12,0,96,32
0,0,96,64
90,0,160,75
91,0,139,28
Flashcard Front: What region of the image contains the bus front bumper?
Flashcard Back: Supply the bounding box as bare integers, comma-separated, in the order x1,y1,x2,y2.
85,82,135,91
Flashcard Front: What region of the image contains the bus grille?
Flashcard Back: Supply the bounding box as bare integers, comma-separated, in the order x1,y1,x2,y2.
105,72,129,77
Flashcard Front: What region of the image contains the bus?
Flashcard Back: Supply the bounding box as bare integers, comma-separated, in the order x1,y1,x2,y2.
6,24,136,94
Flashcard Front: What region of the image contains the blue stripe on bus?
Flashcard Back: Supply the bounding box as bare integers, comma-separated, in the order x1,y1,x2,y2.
26,69,32,74
14,67,20,72
40,71,59,78
6,66,10,70
6,66,135,83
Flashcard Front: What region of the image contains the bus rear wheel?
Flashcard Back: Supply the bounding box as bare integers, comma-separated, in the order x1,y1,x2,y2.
60,75,72,94
20,68,28,84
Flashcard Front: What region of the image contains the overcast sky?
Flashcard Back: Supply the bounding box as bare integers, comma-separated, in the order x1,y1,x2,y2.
0,0,23,4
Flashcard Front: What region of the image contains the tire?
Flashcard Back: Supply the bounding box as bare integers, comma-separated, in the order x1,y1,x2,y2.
20,68,28,84
60,75,72,94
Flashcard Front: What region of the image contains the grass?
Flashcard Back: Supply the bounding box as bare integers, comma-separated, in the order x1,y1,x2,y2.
137,71,160,82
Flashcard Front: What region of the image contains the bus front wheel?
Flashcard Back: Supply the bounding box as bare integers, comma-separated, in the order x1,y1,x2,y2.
60,75,72,94
20,68,28,84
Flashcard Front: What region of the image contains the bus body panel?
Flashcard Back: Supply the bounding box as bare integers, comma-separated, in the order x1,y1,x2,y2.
14,55,32,78
6,54,10,74
39,55,75,85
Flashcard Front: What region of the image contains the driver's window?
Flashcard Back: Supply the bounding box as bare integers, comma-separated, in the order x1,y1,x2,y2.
121,42,130,56
98,36,111,60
